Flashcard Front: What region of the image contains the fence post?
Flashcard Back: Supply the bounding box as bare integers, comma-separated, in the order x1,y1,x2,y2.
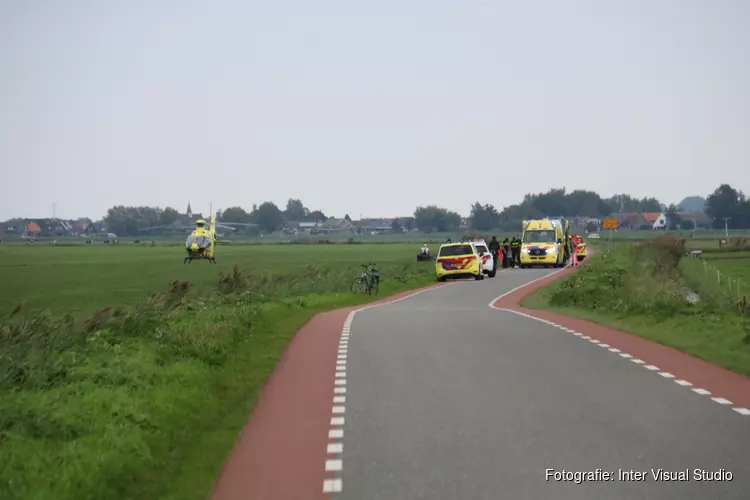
717,269,721,285
703,260,707,273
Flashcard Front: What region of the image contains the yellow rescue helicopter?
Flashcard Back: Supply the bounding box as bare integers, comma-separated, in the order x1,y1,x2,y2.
185,210,217,264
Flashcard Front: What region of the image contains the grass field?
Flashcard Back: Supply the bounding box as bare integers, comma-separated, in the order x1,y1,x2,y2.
0,243,438,500
522,238,750,378
1,243,432,316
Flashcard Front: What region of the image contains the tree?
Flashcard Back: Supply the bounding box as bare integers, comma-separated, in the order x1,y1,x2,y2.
344,213,352,222
308,210,326,222
391,219,403,232
414,205,461,232
103,206,163,235
676,196,706,212
252,202,285,233
665,204,683,229
705,184,746,229
605,194,661,213
221,206,251,223
284,198,308,221
160,207,180,226
469,202,500,230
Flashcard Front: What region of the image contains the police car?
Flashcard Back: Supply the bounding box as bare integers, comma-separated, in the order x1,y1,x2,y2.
471,239,497,278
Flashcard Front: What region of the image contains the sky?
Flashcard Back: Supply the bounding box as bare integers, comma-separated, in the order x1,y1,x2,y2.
1,0,748,221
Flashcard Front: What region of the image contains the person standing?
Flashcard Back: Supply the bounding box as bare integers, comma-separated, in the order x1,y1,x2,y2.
570,236,578,267
488,236,500,272
510,236,521,267
501,238,510,268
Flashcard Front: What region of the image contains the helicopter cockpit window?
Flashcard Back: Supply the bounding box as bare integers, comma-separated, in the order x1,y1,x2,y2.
185,234,212,249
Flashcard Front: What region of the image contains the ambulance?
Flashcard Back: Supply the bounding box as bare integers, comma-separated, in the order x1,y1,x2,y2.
519,219,567,268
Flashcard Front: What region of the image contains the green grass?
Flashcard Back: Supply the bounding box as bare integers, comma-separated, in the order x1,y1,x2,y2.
704,252,750,283
521,239,750,378
0,243,439,500
0,243,433,316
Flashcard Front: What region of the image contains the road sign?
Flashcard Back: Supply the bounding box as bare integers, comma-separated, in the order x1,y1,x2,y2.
602,219,619,230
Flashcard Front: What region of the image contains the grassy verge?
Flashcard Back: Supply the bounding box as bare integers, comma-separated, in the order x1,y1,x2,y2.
522,236,750,378
0,260,436,500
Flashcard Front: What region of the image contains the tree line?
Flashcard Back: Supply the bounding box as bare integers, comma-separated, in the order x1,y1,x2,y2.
99,183,748,236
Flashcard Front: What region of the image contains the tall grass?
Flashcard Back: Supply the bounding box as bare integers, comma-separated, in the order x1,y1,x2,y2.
0,260,434,500
549,236,689,319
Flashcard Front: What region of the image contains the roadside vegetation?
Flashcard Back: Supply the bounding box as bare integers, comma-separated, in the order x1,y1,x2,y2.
0,245,436,500
523,235,750,378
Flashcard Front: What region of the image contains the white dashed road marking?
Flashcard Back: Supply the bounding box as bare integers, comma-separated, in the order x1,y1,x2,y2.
329,429,343,438
323,479,343,493
711,397,733,405
492,295,750,418
323,285,460,493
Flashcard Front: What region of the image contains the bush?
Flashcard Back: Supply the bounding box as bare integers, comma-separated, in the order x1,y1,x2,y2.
548,236,691,319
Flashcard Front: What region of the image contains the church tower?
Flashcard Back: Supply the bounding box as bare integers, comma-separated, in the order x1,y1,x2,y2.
186,202,193,218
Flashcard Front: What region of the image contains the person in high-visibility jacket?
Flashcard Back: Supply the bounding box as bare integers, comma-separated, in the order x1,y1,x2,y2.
569,234,578,267
510,236,522,267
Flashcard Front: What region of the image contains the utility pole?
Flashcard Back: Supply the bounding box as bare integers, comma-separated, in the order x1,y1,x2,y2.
52,202,57,220
721,217,731,238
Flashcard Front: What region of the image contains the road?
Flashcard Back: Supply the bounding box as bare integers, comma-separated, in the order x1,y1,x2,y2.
333,267,750,499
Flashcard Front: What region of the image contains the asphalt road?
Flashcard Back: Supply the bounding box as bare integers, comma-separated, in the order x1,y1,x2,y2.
335,268,750,499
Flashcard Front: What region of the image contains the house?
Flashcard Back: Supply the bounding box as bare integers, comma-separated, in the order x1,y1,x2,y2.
612,212,649,230
318,217,355,234
71,220,90,235
356,218,395,233
644,212,668,230
281,220,321,234
25,222,41,236
677,211,711,229
459,218,470,230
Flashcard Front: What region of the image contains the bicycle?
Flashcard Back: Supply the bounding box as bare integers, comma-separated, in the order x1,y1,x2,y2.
351,263,380,295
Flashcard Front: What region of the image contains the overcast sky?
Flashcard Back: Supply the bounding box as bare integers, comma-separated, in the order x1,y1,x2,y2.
1,0,748,221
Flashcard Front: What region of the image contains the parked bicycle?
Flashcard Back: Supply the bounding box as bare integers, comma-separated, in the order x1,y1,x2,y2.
351,263,380,295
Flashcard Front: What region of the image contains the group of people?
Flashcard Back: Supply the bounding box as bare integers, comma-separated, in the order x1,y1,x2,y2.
488,235,522,269
424,233,583,270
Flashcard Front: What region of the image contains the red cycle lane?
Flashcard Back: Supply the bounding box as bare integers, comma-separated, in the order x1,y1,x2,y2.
492,250,750,412
210,282,450,500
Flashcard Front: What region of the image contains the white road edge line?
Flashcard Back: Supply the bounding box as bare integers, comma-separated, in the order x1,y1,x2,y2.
487,267,749,419
324,281,459,494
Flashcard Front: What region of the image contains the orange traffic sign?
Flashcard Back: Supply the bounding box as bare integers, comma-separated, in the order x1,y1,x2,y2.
602,219,619,229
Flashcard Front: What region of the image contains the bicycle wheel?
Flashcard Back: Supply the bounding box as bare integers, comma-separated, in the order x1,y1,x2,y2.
351,277,368,294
